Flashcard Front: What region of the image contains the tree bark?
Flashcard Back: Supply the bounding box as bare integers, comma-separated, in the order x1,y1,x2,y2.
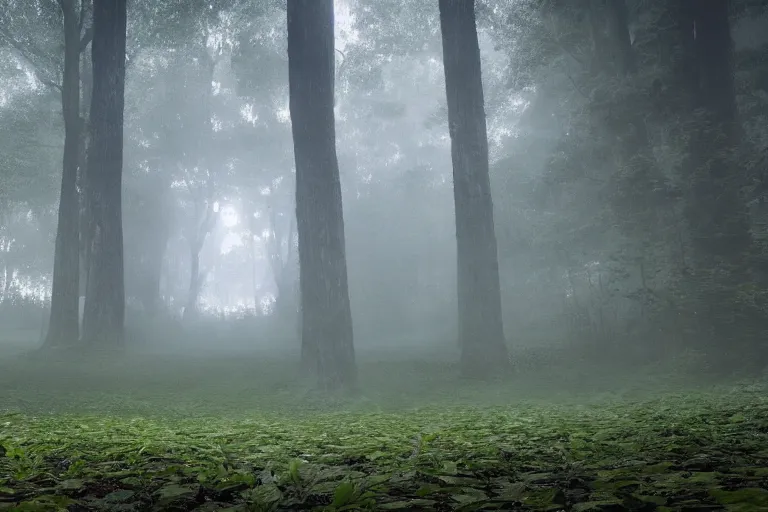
79,45,93,300
694,1,738,130
44,0,85,347
81,0,127,346
607,0,635,75
682,0,750,267
679,0,753,351
438,0,509,379
595,0,666,245
287,0,357,391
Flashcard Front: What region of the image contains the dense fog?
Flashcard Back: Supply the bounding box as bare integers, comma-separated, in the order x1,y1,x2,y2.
1,0,768,383
4,2,768,511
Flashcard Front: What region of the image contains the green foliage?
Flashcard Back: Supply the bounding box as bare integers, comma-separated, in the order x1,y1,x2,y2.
0,354,767,510
2,384,768,510
0,90,60,215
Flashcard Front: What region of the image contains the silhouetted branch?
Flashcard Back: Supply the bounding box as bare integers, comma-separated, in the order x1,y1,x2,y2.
78,0,88,32
79,25,93,52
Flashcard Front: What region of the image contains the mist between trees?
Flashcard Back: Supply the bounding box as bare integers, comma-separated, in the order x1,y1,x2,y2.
1,0,768,388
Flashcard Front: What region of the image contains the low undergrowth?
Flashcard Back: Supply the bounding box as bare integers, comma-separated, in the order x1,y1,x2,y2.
1,351,767,511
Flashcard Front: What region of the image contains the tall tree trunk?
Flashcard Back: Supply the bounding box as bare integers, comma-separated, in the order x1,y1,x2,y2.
287,0,357,392
183,189,216,321
182,44,216,321
79,45,93,301
267,206,295,314
694,1,738,131
44,0,84,347
595,0,667,252
81,0,127,346
683,0,749,266
438,0,509,379
137,234,167,317
142,228,168,317
607,0,635,75
679,0,753,351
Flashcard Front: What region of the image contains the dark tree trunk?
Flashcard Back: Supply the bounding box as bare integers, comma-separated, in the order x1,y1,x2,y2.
438,0,509,379
694,1,738,130
287,0,357,392
682,0,750,268
662,0,759,359
607,0,635,75
587,0,610,73
81,0,127,346
593,0,666,244
44,0,85,347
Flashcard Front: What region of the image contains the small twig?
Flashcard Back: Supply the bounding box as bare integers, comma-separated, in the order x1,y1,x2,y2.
567,72,590,100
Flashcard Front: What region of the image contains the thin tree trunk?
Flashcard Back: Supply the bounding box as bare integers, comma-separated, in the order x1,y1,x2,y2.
141,236,167,317
184,243,202,320
288,0,357,391
438,0,509,379
180,43,216,321
45,0,84,347
79,45,93,301
81,0,127,346
2,265,13,300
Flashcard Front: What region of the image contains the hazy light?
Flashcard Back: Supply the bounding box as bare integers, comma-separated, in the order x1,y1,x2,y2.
220,232,243,255
220,205,238,228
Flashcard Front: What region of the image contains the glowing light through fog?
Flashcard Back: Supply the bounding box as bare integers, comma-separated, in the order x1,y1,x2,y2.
334,0,359,52
220,232,243,255
275,102,291,124
219,205,238,228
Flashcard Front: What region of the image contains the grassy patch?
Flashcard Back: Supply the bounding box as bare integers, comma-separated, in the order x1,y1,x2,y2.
1,352,767,510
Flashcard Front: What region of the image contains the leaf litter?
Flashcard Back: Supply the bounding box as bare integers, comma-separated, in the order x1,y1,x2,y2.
1,375,768,510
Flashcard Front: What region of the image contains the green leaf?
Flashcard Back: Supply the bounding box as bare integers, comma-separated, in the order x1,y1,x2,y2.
102,489,136,503
441,461,458,475
154,483,199,506
287,459,302,483
332,480,356,507
710,488,768,511
58,479,85,491
379,499,437,510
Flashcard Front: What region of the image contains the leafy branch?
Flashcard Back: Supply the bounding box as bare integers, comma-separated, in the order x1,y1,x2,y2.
0,27,62,91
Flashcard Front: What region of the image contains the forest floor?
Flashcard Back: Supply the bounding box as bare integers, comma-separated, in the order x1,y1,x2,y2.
0,349,767,511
